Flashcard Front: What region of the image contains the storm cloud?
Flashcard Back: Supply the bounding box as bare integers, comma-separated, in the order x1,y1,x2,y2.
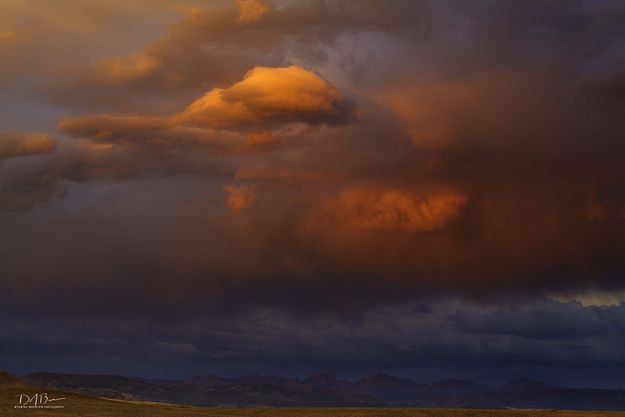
3,0,625,384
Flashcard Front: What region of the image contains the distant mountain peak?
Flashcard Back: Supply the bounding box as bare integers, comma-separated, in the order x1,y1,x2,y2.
237,374,295,383
356,372,425,395
307,373,340,385
358,372,414,385
432,378,482,387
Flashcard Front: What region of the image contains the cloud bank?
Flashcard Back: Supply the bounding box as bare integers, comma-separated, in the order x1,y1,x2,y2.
3,0,625,382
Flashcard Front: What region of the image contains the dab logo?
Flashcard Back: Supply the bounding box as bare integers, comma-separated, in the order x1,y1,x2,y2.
14,393,65,409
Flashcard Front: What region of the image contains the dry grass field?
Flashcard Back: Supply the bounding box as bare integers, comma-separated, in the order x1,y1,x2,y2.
2,387,625,417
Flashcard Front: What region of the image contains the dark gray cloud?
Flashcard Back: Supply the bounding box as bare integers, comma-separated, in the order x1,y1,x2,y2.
4,297,625,387
0,138,232,211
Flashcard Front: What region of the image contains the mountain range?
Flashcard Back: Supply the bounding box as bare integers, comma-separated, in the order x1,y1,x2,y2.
17,371,625,410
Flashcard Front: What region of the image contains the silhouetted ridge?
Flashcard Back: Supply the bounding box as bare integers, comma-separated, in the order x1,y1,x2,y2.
16,371,625,410
182,374,233,387
306,373,342,386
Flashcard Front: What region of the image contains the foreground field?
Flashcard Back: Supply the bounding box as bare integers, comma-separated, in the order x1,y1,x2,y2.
2,387,625,417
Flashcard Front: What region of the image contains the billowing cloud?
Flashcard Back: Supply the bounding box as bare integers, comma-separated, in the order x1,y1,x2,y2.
0,129,56,159
59,66,353,148
177,66,353,130
39,0,429,111
310,187,467,233
0,0,185,89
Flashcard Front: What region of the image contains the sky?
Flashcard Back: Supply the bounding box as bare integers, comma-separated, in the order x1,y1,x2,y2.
2,0,625,388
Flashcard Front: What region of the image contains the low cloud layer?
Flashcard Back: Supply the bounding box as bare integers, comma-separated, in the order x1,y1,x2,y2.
3,296,625,387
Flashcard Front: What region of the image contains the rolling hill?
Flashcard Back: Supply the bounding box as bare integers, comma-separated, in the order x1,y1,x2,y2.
15,371,625,410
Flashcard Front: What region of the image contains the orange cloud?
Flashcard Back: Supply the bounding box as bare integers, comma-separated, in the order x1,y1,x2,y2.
40,1,428,111
90,53,158,84
311,187,468,233
0,30,17,42
175,66,352,130
58,115,171,144
244,131,276,145
224,185,259,213
236,0,269,24
0,130,56,159
59,66,353,148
